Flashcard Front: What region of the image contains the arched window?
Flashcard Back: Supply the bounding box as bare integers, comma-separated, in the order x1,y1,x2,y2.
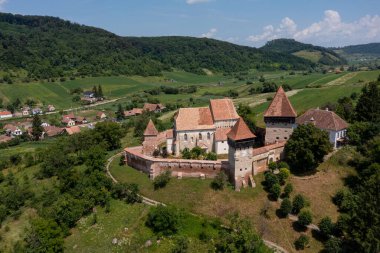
207,132,211,140
199,133,202,140
184,134,188,141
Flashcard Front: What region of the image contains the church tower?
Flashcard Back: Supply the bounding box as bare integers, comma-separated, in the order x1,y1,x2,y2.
264,86,297,145
142,119,159,156
227,117,256,188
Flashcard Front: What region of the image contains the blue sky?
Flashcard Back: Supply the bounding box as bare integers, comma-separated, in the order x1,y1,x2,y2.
1,0,380,47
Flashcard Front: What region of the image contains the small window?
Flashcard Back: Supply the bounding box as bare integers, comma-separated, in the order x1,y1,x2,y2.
284,137,288,140
184,134,188,141
207,132,211,140
191,137,194,142
276,137,279,140
221,141,224,143
273,130,277,132
199,133,202,140
240,169,242,171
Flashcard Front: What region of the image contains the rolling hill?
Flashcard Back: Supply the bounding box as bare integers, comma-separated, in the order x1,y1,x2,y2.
0,13,315,80
332,43,380,64
261,39,347,66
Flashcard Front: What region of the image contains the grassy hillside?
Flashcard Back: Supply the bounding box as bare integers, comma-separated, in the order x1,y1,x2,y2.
262,39,346,66
0,13,314,81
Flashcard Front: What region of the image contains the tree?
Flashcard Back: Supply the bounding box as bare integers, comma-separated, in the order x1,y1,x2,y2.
84,146,106,172
355,82,380,123
24,218,64,253
268,162,277,172
324,237,342,253
285,124,332,172
294,234,309,250
112,183,142,204
210,171,228,190
319,216,334,238
264,172,279,189
31,114,44,141
283,183,293,198
115,104,125,121
146,205,180,236
94,122,124,150
298,210,313,227
214,214,272,253
171,236,189,253
153,170,171,190
97,85,103,98
292,194,306,214
279,198,292,217
92,85,98,98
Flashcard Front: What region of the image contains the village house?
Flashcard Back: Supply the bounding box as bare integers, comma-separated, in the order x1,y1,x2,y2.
0,135,12,143
64,126,81,135
43,126,64,138
124,108,143,117
83,91,95,99
75,116,88,125
61,115,76,127
47,105,56,112
296,108,348,148
96,111,107,120
32,108,43,115
0,111,13,119
22,107,30,116
3,124,23,137
143,103,166,113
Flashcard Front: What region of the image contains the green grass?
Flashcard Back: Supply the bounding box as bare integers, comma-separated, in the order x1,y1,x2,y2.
65,200,217,253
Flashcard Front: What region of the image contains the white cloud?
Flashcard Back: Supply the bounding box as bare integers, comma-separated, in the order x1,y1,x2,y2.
0,0,7,10
186,0,211,5
201,28,217,38
247,10,380,46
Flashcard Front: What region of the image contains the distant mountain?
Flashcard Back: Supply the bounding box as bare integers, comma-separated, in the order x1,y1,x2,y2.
0,13,315,80
333,43,380,55
261,39,347,66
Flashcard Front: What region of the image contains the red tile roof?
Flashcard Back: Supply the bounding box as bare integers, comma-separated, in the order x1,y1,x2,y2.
124,108,143,117
227,117,256,141
0,111,12,116
166,129,174,139
215,127,232,141
252,142,285,156
175,107,215,131
210,98,239,121
296,108,348,131
264,86,297,118
143,103,165,112
65,126,81,135
144,119,159,136
43,126,64,137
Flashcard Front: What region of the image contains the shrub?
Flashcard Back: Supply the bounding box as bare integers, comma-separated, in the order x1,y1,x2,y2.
9,154,22,165
277,168,290,185
205,152,217,161
298,210,313,227
211,171,228,190
278,161,290,169
292,194,306,214
112,183,142,204
319,216,334,238
146,205,180,236
294,234,309,250
264,172,279,189
279,198,292,217
283,183,293,198
268,162,277,172
153,171,172,190
270,183,281,200
171,236,189,253
332,189,348,207
181,148,191,159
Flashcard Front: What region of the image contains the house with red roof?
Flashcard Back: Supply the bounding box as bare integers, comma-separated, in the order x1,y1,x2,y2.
0,111,13,119
296,108,348,148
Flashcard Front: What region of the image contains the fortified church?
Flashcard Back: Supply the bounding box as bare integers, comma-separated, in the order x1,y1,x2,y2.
124,86,347,189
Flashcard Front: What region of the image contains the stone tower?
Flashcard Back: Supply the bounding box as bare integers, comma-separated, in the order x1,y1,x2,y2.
264,86,297,145
227,117,256,189
142,119,159,156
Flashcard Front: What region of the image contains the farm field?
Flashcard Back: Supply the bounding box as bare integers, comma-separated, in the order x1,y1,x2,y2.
108,148,355,253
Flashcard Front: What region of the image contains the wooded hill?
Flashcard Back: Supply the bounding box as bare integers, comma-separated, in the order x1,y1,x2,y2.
0,13,315,80
332,43,380,56
261,39,347,66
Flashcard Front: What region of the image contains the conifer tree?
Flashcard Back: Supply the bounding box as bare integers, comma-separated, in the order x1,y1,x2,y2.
31,114,44,141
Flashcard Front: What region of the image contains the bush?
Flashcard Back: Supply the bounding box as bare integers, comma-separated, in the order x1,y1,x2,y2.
146,205,180,236
9,154,22,165
210,171,228,190
283,183,293,198
298,210,313,227
268,162,277,172
153,171,171,190
278,161,290,169
205,152,217,161
171,236,189,253
277,168,290,185
319,216,334,238
264,172,279,189
279,198,292,217
292,194,306,214
270,183,281,200
294,234,309,250
112,183,142,204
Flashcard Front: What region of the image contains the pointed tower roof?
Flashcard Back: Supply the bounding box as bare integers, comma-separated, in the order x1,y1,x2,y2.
264,86,297,118
144,119,158,136
227,117,256,141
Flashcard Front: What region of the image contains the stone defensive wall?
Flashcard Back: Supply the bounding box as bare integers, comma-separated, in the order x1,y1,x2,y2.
124,146,229,179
